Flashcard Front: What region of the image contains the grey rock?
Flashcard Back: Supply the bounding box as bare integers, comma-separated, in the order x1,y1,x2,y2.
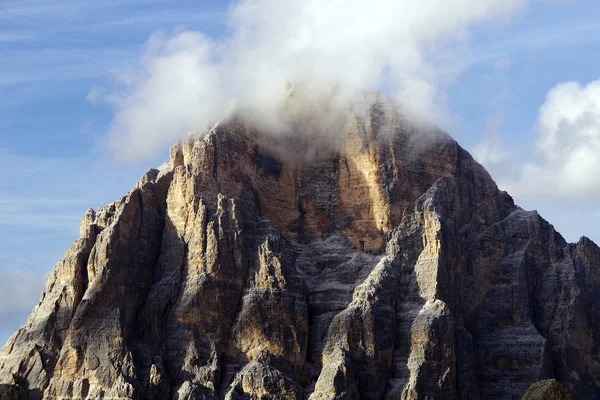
0,94,598,399
522,379,571,400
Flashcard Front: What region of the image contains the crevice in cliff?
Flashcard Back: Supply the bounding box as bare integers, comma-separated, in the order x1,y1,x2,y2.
218,229,256,394
385,246,427,396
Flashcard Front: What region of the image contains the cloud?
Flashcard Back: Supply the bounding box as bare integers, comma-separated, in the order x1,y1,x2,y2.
469,81,600,243
0,269,46,346
503,80,600,200
471,115,518,181
0,149,150,233
0,269,45,316
0,195,86,231
0,1,226,108
93,0,537,161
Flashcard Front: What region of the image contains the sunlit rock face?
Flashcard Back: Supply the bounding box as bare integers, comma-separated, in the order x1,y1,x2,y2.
1,94,599,399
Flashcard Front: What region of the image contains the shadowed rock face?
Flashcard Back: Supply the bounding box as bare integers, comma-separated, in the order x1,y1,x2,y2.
1,94,599,399
522,379,571,400
0,384,27,400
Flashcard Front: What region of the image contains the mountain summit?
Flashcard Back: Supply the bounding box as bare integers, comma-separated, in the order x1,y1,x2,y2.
1,94,598,399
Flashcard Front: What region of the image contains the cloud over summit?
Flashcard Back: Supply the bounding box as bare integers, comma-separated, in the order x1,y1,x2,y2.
96,0,535,161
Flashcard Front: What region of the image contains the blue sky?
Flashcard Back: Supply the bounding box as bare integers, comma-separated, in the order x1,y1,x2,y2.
1,0,600,344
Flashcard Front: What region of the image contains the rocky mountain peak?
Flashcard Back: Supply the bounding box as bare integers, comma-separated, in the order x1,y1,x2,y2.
1,94,598,399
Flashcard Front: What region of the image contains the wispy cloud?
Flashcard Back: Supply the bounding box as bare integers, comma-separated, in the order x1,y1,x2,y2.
0,32,37,43
0,1,226,106
0,195,87,231
0,151,91,233
0,149,147,232
0,0,166,19
469,16,600,66
0,47,137,87
0,268,46,346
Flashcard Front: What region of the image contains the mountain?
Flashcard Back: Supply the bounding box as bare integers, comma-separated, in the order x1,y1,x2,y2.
0,94,598,399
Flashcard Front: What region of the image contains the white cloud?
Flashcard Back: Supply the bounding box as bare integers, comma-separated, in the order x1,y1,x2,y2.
505,80,600,200
470,79,600,242
95,0,536,161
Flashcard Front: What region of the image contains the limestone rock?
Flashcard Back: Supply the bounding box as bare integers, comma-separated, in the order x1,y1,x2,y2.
522,379,571,400
1,93,599,399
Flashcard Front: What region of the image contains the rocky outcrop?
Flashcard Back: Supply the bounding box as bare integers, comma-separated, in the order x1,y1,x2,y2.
1,93,599,399
522,379,571,400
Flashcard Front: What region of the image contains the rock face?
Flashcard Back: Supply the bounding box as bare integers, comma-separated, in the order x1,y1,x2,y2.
522,379,571,400
1,93,600,399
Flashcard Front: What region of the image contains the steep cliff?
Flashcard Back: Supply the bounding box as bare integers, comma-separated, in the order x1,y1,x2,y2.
1,94,598,399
